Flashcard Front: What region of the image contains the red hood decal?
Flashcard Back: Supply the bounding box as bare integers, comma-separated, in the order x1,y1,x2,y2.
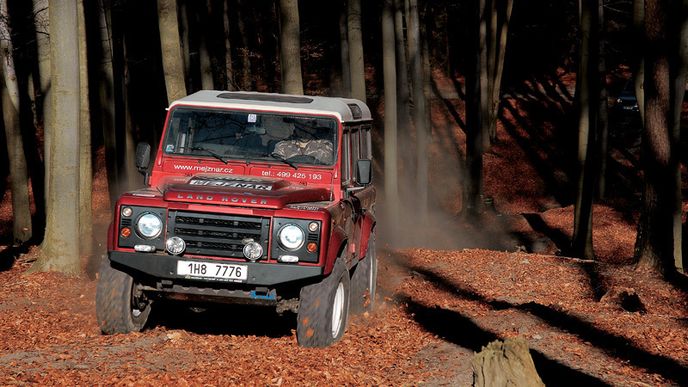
162,175,330,209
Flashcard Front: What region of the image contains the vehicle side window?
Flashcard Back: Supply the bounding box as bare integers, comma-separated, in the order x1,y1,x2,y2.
342,130,351,185
360,124,372,159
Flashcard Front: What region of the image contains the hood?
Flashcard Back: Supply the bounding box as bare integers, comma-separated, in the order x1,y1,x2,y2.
162,175,330,209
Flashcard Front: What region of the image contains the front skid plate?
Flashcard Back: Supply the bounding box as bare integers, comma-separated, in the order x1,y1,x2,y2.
109,251,323,286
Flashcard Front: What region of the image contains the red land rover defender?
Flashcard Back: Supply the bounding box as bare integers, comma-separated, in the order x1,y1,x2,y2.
96,91,377,347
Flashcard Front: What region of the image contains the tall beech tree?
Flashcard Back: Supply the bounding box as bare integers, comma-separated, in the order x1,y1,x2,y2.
634,0,679,275
347,0,365,102
670,0,687,271
382,0,400,235
157,0,186,104
278,0,303,95
572,0,599,260
0,1,32,244
77,0,92,257
33,0,81,274
408,0,428,223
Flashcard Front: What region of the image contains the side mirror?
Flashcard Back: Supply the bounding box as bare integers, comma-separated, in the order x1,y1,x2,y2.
135,142,151,174
356,159,372,185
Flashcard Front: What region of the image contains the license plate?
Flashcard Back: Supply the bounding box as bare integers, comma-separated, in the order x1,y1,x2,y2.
176,260,248,282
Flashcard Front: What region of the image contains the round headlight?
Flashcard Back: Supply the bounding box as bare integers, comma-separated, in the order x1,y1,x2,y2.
137,213,163,239
278,224,305,250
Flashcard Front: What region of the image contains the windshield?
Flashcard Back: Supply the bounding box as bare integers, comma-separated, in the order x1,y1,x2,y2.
163,107,338,166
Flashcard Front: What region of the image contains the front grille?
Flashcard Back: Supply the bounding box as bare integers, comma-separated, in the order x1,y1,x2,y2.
169,211,270,259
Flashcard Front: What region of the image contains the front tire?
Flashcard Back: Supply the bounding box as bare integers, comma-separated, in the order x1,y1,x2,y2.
96,260,151,334
296,258,350,347
350,234,377,314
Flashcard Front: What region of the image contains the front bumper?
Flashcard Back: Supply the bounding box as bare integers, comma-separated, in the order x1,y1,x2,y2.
109,251,323,286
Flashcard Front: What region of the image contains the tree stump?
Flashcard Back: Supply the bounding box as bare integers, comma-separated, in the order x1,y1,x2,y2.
472,337,544,387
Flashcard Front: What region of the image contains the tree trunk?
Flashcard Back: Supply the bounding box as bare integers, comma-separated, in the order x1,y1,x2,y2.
382,0,400,238
670,0,687,272
34,0,51,209
77,0,92,257
0,1,32,244
394,0,413,205
488,0,513,144
635,0,675,275
33,0,81,274
338,1,351,97
472,338,545,387
199,0,215,90
634,0,645,123
479,0,491,152
596,0,609,199
408,0,428,228
157,0,186,104
97,0,118,206
464,1,484,216
572,0,597,260
347,0,366,102
236,0,252,90
278,0,303,95
223,0,234,90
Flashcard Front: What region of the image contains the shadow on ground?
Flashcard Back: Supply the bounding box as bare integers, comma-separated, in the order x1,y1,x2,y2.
390,253,688,386
152,301,296,338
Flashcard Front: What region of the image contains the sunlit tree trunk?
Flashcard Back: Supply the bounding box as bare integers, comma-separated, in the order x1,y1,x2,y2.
157,0,186,103
572,0,597,260
347,0,366,102
408,0,428,226
34,0,81,274
0,1,32,244
487,0,513,144
634,0,675,275
77,0,92,257
278,0,303,95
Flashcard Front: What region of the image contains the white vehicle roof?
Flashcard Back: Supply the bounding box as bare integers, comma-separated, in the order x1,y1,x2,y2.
169,90,372,123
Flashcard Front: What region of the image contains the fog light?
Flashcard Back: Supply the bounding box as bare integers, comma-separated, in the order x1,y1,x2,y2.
121,227,131,238
121,207,133,217
134,244,156,253
243,241,263,261
278,255,299,263
166,236,186,255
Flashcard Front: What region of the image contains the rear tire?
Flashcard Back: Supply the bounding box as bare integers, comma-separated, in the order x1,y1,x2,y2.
96,260,151,334
296,258,350,347
350,234,377,314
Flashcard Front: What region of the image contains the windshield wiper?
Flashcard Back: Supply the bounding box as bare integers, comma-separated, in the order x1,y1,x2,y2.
269,152,298,170
188,146,229,164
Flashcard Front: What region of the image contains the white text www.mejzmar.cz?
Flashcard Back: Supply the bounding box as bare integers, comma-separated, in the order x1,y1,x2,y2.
172,164,234,174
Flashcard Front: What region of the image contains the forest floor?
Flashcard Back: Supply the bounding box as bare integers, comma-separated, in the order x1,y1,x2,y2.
0,69,687,385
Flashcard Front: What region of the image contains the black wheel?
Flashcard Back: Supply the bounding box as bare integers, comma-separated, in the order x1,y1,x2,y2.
350,234,377,314
95,260,151,334
296,258,350,347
